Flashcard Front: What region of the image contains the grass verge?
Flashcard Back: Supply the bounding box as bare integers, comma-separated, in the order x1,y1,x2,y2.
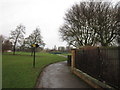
2,52,66,88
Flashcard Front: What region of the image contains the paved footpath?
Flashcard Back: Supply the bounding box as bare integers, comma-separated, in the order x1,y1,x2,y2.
35,61,92,88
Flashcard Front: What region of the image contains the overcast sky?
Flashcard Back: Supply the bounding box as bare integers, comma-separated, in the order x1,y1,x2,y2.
0,0,119,49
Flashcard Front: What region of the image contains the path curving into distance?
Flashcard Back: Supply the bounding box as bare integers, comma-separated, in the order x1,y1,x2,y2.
35,61,92,88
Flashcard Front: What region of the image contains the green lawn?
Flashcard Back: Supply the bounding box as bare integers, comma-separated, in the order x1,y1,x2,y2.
2,52,66,88
60,53,71,56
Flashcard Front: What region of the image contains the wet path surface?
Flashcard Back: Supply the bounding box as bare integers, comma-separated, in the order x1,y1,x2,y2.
36,61,92,88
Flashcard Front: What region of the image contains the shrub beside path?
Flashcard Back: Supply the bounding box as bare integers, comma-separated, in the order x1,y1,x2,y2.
35,61,92,88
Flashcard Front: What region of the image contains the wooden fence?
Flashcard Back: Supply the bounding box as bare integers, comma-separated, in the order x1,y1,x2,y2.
71,47,120,89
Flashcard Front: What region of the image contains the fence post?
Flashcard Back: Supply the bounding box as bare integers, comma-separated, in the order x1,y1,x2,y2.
118,46,120,88
97,47,101,79
71,49,76,71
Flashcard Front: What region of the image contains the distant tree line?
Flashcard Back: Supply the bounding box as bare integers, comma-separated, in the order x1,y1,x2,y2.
59,0,120,48
1,24,45,55
45,46,72,54
0,35,12,52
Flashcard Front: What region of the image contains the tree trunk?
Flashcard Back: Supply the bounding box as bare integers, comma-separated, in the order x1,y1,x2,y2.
101,43,108,47
31,48,34,56
13,45,16,55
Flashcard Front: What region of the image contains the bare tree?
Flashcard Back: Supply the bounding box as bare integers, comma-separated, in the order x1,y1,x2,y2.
92,1,120,46
59,1,120,48
24,27,45,47
116,1,120,46
0,35,5,52
23,27,45,55
0,35,5,44
59,2,98,48
9,24,25,55
2,40,12,52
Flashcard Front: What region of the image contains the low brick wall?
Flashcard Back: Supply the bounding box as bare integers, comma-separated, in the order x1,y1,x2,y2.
72,67,115,89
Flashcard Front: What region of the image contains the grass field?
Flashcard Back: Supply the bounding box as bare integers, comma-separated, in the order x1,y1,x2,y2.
2,52,66,88
61,53,71,56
